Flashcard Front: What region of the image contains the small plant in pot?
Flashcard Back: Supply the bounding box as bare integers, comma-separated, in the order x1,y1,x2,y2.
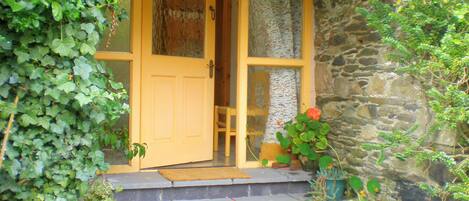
274,107,331,171
317,156,347,201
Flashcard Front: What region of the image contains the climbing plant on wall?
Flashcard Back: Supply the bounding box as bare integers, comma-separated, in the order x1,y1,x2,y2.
0,0,132,200
357,0,468,200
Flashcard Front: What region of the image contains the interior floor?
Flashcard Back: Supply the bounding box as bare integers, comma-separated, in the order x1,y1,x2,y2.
154,135,236,169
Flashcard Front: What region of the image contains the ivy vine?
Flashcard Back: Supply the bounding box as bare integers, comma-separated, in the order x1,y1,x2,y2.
0,0,133,200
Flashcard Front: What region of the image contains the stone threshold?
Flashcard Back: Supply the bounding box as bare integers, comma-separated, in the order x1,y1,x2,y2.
106,168,312,190
105,168,313,201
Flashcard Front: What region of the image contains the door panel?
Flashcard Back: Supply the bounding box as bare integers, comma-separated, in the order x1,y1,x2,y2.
141,0,215,168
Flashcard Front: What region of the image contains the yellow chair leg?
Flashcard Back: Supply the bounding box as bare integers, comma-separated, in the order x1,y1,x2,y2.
225,109,232,157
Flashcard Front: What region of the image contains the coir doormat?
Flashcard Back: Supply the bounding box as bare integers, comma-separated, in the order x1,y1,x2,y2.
159,167,251,181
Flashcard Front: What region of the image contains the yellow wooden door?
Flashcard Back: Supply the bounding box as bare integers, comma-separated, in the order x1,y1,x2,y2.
141,0,215,168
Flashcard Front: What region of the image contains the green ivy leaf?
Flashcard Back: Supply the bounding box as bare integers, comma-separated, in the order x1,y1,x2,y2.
13,49,29,63
51,2,63,21
80,23,95,34
51,37,75,57
73,57,93,80
20,114,38,127
74,93,92,107
57,82,76,93
5,0,25,12
80,43,96,55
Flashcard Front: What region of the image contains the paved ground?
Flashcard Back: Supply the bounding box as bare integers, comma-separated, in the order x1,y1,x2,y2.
179,193,309,201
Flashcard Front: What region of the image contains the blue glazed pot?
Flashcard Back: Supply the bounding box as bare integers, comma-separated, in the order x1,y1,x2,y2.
325,179,346,201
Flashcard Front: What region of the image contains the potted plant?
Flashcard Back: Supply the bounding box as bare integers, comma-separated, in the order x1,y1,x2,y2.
316,156,347,201
275,107,331,171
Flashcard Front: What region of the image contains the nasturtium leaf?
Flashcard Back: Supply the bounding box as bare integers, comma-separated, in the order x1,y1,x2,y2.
261,159,269,167
74,93,92,106
319,155,334,170
298,143,312,156
276,154,291,165
367,178,381,195
276,132,291,149
300,130,314,142
349,176,364,192
319,123,331,136
315,137,328,150
307,152,318,160
51,2,63,21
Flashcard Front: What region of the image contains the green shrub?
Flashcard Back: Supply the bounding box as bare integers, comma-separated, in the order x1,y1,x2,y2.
0,1,130,200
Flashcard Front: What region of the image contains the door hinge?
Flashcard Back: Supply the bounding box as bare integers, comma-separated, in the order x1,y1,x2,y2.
209,5,216,21
208,60,215,79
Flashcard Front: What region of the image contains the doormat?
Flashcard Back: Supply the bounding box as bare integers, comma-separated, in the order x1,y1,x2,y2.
159,167,251,181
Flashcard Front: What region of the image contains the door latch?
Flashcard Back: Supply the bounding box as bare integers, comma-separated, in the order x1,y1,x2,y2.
208,60,215,79
209,6,216,21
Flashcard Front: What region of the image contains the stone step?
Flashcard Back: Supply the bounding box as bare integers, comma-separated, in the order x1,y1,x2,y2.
106,168,312,201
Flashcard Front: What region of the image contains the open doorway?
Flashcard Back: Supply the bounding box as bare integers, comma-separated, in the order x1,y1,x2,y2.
157,0,237,169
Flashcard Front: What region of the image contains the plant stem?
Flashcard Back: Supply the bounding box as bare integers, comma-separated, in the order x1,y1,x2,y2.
0,95,19,169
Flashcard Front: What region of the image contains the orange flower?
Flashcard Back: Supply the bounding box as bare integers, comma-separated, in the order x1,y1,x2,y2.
359,190,367,197
306,107,321,120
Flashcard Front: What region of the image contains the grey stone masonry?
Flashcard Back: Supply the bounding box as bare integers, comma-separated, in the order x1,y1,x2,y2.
313,0,458,200
108,168,312,201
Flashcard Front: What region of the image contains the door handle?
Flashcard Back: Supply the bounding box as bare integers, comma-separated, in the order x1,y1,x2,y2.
209,6,216,21
208,60,215,79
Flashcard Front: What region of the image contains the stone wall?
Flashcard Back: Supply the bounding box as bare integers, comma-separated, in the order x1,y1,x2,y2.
313,0,455,200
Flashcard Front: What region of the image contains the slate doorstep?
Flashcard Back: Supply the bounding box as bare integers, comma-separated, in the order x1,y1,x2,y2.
178,193,308,201
108,168,313,201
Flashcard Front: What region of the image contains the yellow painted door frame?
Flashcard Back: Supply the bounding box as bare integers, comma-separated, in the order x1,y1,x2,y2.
96,0,142,174
235,0,314,168
98,0,315,173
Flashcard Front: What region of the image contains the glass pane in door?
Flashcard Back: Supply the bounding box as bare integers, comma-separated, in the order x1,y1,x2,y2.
248,0,303,59
246,66,301,161
152,0,205,58
101,60,131,165
98,0,131,52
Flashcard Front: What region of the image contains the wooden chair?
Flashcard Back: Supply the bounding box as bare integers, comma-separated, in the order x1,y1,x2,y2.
213,71,270,158
213,106,236,157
